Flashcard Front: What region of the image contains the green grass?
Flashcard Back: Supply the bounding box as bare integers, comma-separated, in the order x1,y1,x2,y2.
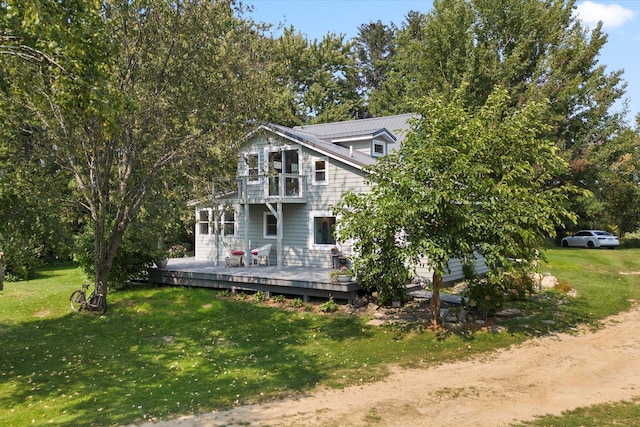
512,397,640,426
1,248,640,426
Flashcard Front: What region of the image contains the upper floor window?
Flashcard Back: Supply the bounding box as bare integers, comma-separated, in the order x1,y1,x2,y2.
245,153,259,181
313,158,328,184
198,209,210,235
372,141,386,157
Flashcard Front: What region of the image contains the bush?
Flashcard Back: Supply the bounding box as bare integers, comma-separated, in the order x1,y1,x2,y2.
75,227,163,290
466,278,504,315
318,297,339,313
167,244,188,258
290,297,304,308
253,290,269,302
501,271,535,300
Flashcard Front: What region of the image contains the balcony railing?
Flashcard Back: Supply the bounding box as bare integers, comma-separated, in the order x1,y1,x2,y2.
236,173,307,203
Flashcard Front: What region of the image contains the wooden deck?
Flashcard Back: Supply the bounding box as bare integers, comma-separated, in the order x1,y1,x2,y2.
148,257,360,304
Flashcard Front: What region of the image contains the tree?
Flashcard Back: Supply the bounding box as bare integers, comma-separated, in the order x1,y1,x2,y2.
369,0,628,235
270,27,363,124
335,87,576,326
352,20,396,117
590,125,640,235
1,1,280,291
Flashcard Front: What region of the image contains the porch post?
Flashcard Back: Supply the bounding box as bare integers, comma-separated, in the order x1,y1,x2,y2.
243,200,250,267
277,200,283,268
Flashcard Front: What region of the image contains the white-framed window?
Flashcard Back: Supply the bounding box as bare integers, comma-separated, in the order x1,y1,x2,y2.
313,157,328,185
263,212,277,238
198,208,210,235
244,152,259,182
372,141,386,157
265,146,300,196
221,206,236,236
309,210,337,248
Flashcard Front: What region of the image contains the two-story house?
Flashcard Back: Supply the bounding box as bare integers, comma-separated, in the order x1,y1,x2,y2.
193,113,484,282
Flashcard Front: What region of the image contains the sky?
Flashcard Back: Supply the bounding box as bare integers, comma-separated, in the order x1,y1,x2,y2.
249,0,640,123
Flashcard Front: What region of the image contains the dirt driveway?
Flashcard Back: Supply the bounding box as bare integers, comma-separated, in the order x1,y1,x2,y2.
139,303,640,427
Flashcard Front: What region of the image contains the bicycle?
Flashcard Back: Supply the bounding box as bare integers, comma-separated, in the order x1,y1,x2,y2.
69,282,107,316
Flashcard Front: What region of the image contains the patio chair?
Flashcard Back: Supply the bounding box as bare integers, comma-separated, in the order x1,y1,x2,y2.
251,243,272,266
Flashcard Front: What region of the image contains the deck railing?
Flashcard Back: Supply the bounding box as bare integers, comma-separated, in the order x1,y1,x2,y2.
236,174,307,203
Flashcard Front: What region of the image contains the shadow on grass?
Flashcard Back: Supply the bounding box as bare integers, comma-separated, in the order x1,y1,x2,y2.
0,287,373,426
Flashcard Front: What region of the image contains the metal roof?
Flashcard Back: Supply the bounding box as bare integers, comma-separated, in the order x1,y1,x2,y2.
293,113,417,146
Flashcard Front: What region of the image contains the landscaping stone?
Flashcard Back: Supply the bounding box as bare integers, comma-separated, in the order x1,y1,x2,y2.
495,308,522,318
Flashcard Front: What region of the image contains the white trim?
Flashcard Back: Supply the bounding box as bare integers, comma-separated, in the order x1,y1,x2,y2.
309,210,337,250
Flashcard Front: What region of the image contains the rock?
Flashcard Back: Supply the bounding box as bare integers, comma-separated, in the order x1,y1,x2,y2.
540,274,558,289
495,308,522,318
366,319,385,326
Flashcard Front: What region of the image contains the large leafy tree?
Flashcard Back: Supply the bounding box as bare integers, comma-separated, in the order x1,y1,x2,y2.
270,27,363,124
336,88,576,326
369,0,628,233
352,20,396,117
0,0,279,290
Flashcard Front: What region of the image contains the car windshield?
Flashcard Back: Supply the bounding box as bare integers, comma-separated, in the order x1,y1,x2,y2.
595,231,613,236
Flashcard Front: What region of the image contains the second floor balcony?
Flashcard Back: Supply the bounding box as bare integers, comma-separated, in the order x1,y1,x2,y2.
235,173,307,204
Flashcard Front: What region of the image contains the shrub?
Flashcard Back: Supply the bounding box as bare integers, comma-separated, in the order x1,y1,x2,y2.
318,297,339,313
253,290,269,303
167,244,188,258
273,295,286,304
466,278,504,315
290,297,304,308
501,271,535,300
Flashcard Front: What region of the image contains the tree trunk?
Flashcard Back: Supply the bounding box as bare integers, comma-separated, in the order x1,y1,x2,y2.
429,271,443,328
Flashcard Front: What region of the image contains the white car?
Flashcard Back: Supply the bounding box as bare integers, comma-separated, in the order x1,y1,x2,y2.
561,230,619,249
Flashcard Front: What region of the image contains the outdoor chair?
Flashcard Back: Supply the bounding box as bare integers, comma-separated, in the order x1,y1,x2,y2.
251,243,272,266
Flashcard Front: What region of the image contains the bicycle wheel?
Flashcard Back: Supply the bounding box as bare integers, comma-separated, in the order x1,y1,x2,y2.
70,290,86,312
89,293,107,316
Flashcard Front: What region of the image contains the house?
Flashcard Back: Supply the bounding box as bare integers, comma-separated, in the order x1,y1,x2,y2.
193,113,485,282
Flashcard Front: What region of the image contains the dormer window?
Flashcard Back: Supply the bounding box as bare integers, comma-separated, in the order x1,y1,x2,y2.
372,141,386,157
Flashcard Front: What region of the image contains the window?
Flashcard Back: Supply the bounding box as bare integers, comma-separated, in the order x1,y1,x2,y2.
267,147,299,196
245,153,259,181
222,207,236,236
313,215,336,245
264,213,277,238
372,141,386,157
313,158,327,184
198,209,210,235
